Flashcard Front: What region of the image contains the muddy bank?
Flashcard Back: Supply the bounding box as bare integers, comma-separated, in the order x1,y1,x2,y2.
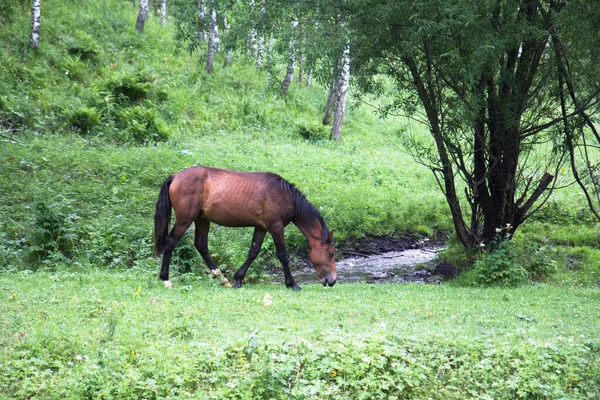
284,235,452,285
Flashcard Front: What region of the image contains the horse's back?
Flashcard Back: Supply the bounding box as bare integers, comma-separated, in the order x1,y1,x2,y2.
169,166,293,228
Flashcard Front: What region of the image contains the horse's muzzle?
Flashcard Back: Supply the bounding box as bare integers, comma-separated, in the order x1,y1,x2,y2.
321,277,337,287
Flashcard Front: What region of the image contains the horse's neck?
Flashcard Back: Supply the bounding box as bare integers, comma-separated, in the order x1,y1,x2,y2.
293,218,323,249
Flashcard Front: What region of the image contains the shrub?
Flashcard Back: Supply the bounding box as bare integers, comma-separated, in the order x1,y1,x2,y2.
26,202,77,266
114,105,170,144
65,106,100,134
296,122,330,142
104,72,153,104
472,241,528,287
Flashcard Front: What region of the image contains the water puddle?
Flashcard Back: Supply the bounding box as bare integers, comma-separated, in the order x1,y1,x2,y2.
290,247,441,285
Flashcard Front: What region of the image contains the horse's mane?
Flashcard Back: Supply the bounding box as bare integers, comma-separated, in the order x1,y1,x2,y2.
263,173,330,244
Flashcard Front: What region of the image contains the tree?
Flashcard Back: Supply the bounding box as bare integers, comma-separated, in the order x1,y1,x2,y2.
347,0,600,247
29,0,41,49
206,1,218,73
279,19,298,96
136,0,149,32
330,40,349,141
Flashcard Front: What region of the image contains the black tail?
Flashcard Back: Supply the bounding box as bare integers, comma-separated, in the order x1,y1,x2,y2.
154,175,174,256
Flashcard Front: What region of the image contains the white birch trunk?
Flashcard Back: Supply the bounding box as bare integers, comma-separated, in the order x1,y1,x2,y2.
280,20,298,97
265,32,275,90
206,4,217,74
256,0,266,68
223,10,231,67
331,43,350,141
29,0,41,49
198,0,206,41
161,0,166,27
136,0,149,32
249,0,257,57
298,51,304,86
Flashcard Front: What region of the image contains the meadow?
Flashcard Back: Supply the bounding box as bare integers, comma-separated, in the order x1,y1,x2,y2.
1,0,600,398
2,271,599,399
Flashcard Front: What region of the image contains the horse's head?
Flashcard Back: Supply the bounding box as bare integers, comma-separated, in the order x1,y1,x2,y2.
309,230,337,287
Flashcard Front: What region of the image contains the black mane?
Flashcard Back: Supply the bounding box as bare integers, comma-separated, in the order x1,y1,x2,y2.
264,173,330,244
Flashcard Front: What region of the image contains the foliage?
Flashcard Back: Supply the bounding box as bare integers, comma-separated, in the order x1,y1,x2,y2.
65,106,101,134
26,202,77,266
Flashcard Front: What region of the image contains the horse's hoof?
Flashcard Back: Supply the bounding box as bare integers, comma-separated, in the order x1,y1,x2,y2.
163,280,173,288
222,281,232,287
287,283,301,291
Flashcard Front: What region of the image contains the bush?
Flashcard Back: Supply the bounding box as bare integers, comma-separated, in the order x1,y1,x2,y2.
26,202,78,266
114,104,170,144
104,72,154,104
65,106,100,134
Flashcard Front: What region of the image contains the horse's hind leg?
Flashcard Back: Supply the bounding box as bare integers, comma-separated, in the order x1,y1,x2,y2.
160,219,193,287
234,227,267,288
194,218,231,287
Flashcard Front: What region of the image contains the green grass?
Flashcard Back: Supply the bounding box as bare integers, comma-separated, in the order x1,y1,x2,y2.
1,271,599,398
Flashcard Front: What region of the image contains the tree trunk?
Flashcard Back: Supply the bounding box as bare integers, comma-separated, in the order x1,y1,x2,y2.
298,51,304,86
197,0,206,41
323,78,337,125
223,10,230,67
256,0,266,68
206,4,217,74
160,0,166,27
331,43,349,141
280,20,298,96
265,32,274,90
249,0,257,57
29,0,41,49
136,0,149,32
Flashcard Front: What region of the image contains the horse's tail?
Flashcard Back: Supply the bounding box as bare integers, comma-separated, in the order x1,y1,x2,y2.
154,175,174,257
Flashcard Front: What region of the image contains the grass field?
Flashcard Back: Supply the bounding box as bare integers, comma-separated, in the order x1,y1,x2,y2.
2,271,600,399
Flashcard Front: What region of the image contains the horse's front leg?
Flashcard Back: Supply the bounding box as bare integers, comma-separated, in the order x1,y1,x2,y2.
234,228,267,288
271,227,301,291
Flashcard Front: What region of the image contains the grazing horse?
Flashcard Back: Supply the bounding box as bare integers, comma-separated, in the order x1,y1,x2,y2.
154,166,336,290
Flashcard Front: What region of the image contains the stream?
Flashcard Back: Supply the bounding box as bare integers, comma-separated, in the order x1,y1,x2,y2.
290,247,441,285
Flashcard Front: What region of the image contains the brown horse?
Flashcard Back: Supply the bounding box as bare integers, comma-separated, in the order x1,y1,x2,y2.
154,166,336,290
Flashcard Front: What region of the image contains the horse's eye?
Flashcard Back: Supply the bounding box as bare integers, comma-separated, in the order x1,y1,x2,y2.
328,252,334,258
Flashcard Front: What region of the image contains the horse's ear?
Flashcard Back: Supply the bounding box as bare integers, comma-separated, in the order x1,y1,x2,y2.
326,230,335,245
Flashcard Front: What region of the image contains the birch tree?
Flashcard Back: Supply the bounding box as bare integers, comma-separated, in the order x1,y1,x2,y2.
136,0,149,32
206,1,218,73
29,0,41,49
280,19,298,96
223,9,230,67
161,0,166,27
330,42,349,141
256,0,266,68
197,0,207,41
